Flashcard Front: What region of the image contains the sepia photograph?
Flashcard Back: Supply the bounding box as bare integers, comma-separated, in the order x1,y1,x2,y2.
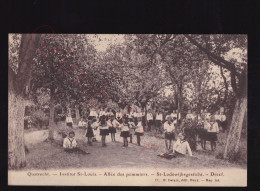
8,33,247,186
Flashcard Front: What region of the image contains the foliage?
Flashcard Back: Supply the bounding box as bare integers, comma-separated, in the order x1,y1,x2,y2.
9,34,22,73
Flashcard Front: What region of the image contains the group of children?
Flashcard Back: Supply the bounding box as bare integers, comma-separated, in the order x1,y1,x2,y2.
64,108,146,150
183,110,226,152
160,109,227,155
198,114,220,151
63,111,193,158
63,107,226,156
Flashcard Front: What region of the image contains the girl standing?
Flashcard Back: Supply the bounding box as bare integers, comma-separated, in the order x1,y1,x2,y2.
85,120,94,146
66,114,73,128
78,117,87,129
99,115,109,147
106,108,114,120
91,117,99,142
135,116,144,146
146,109,154,131
116,111,123,131
201,117,211,150
116,110,123,124
155,110,163,133
107,115,120,142
99,108,106,119
163,116,176,152
89,108,98,121
208,116,219,151
171,110,177,120
128,117,136,143
120,119,130,147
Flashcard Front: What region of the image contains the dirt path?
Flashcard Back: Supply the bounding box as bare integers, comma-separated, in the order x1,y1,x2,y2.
24,127,246,170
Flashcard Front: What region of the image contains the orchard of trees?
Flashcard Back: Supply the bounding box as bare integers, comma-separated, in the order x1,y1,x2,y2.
8,32,247,169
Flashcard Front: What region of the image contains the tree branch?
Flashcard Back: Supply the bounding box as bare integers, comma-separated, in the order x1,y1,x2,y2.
184,34,239,76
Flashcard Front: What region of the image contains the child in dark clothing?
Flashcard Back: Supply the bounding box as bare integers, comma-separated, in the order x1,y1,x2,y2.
120,118,130,147
85,120,94,146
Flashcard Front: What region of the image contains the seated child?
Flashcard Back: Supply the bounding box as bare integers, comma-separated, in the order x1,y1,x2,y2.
63,131,89,154
172,132,192,157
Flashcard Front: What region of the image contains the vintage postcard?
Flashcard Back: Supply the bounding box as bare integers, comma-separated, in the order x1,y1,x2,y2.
8,33,247,186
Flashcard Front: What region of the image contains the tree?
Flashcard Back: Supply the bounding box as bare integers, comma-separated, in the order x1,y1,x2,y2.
133,35,204,121
105,39,167,115
32,34,97,138
184,34,247,159
133,34,247,159
8,34,41,169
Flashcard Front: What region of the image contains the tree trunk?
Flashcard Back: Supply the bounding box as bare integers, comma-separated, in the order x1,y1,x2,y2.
48,87,55,140
177,83,183,123
8,34,41,169
174,86,180,120
194,80,201,120
75,104,80,121
223,97,247,159
8,90,26,169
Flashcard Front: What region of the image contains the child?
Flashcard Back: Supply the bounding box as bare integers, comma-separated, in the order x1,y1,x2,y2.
66,114,73,128
78,117,87,129
116,110,123,123
99,108,106,119
130,110,135,119
186,110,195,121
135,116,144,146
163,116,176,152
89,108,98,121
91,117,99,142
208,115,219,151
99,115,109,147
63,131,89,154
106,108,114,120
128,117,136,143
85,120,94,145
120,119,130,147
214,111,221,121
155,110,163,134
204,110,211,121
107,115,120,142
172,132,192,157
216,111,227,133
201,117,211,150
170,110,178,120
146,110,153,131
165,111,172,123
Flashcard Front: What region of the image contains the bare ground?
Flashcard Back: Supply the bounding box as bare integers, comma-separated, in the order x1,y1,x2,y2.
23,123,247,170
